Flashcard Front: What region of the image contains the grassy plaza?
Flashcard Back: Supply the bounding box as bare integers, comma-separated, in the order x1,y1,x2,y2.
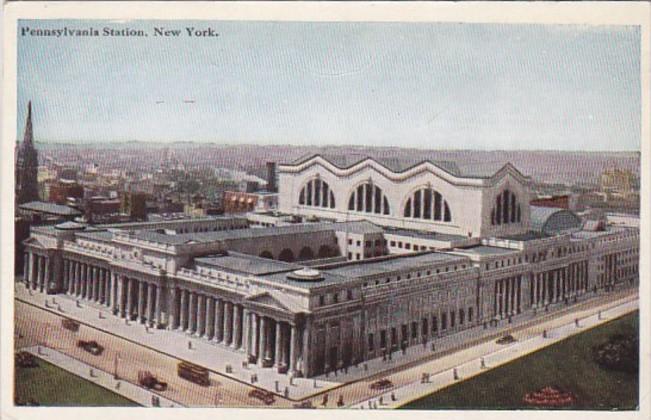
14,356,138,407
401,311,639,410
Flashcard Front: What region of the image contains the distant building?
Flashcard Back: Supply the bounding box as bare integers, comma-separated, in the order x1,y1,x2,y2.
224,191,279,214
600,167,636,194
121,191,149,221
530,194,577,211
48,179,85,205
15,101,40,205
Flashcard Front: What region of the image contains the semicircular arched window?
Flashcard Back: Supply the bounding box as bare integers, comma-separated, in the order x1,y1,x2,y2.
491,189,521,225
298,178,335,209
403,187,451,222
347,182,390,215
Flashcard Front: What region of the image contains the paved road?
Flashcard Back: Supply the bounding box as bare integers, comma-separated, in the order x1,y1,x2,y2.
22,346,181,407
14,300,292,408
14,283,637,409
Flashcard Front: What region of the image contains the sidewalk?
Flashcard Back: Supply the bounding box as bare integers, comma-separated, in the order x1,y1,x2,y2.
350,297,638,409
21,345,183,407
14,282,637,402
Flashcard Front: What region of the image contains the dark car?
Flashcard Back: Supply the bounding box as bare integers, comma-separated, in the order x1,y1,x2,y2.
249,389,275,405
496,334,517,345
77,339,104,355
369,378,394,391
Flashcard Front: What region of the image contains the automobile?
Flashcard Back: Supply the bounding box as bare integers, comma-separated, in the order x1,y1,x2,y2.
293,401,316,409
15,351,39,368
369,378,394,391
177,361,210,386
248,389,276,405
138,371,168,391
61,318,80,332
496,334,517,345
77,339,104,355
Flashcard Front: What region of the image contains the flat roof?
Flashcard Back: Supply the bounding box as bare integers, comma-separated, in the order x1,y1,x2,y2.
323,252,468,279
19,201,82,216
196,252,300,276
498,231,549,242
384,228,468,243
452,245,520,257
131,223,338,245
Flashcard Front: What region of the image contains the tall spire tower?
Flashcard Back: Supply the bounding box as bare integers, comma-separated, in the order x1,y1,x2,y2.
15,101,40,204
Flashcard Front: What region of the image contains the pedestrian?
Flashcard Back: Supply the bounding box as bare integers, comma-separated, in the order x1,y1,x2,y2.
284,387,289,399
575,318,580,327
543,329,547,338
313,378,318,388
188,340,192,349
391,392,396,401
453,368,459,380
598,310,602,320
364,363,368,371
379,396,383,405
116,381,121,390
480,357,486,369
321,393,328,406
337,395,344,407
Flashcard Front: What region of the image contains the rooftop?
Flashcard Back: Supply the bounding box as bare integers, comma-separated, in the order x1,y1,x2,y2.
287,153,525,179
195,252,300,276
19,201,82,216
451,245,520,257
383,228,469,243
322,252,469,279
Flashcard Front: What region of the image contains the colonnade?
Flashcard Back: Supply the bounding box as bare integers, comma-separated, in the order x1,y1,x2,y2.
112,275,163,327
165,287,302,372
60,259,113,307
24,252,51,292
493,275,522,318
530,261,588,307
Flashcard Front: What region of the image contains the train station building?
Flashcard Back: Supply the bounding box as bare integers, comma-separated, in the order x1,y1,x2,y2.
21,154,639,377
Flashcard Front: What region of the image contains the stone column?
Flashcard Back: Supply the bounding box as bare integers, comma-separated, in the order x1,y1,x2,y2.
137,280,146,323
196,294,206,336
23,253,29,285
61,259,68,291
215,299,224,342
289,324,298,373
28,253,35,288
224,301,233,345
105,271,112,307
188,292,197,333
154,284,162,327
179,289,188,330
206,297,215,339
147,283,156,326
232,304,242,349
242,309,250,354
93,267,100,301
42,257,50,292
259,316,268,365
126,277,135,320
168,287,178,330
251,313,259,359
274,320,282,367
75,262,82,296
117,276,125,317
110,273,118,313
302,319,311,377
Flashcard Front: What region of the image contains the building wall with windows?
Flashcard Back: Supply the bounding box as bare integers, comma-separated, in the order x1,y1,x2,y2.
278,155,532,238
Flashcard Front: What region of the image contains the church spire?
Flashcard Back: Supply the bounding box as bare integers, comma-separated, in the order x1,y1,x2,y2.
23,101,33,146
16,100,40,204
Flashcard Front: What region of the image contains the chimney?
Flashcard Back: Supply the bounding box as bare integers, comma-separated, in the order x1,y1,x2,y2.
266,162,277,193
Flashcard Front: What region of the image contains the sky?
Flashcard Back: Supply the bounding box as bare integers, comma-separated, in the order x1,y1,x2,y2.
17,20,641,151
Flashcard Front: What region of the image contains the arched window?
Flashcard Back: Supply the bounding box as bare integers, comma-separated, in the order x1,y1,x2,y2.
298,177,335,209
491,189,521,225
347,182,390,215
403,187,452,222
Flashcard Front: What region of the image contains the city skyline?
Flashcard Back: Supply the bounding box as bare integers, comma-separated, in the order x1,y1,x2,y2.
18,20,641,151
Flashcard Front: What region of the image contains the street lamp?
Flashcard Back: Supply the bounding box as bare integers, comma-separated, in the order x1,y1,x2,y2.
114,351,120,379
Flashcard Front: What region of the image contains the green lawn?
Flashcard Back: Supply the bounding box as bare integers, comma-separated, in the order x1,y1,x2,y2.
14,357,139,407
401,311,639,410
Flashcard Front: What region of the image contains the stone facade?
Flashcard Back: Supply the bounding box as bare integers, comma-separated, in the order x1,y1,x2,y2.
21,158,639,378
